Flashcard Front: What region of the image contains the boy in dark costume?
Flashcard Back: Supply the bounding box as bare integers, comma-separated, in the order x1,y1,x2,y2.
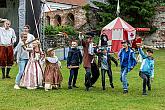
67,40,82,89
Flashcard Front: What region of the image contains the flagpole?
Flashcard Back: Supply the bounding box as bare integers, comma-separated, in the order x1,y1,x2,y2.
116,0,120,17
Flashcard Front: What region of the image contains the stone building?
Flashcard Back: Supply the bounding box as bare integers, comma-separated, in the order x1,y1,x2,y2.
44,0,105,29
45,5,87,29
144,6,165,46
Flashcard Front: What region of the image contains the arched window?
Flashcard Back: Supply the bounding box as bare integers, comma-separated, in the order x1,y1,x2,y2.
66,13,74,26
46,16,50,25
54,15,61,26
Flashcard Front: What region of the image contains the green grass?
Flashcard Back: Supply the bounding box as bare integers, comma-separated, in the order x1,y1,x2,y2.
0,49,165,110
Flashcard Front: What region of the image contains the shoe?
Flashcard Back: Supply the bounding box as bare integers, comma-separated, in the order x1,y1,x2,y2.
68,86,72,89
6,75,11,78
123,90,128,94
85,86,89,91
54,85,58,89
110,83,114,88
27,87,37,90
2,75,5,79
103,87,105,90
39,85,43,88
148,87,151,91
142,92,148,96
45,84,52,90
45,89,49,91
2,68,5,79
72,85,79,88
14,85,20,89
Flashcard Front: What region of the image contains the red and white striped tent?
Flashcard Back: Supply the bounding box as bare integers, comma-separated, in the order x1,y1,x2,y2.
102,17,136,53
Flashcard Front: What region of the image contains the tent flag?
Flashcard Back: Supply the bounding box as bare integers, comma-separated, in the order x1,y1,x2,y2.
128,30,136,40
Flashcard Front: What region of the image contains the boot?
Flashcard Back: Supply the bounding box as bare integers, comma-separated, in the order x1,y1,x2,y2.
148,86,151,91
123,90,128,94
6,68,11,78
142,91,147,96
110,83,114,88
68,85,72,89
102,86,105,90
72,85,79,88
2,68,5,79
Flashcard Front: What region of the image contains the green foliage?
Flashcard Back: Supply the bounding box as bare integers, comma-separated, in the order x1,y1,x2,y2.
45,25,77,37
44,25,56,36
82,4,90,11
93,35,100,44
151,0,165,6
93,0,160,34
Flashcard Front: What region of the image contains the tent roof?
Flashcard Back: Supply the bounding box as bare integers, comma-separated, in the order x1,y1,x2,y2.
102,17,135,31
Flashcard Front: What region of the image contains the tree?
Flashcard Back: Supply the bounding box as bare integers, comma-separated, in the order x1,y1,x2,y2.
92,0,161,33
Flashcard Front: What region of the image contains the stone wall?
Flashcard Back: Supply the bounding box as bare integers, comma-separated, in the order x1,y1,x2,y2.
45,6,87,29
144,6,165,47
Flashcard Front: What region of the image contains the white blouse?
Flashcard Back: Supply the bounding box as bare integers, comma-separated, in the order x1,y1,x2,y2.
0,27,16,45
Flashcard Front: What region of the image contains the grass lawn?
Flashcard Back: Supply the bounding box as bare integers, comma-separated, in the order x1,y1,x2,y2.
0,49,165,110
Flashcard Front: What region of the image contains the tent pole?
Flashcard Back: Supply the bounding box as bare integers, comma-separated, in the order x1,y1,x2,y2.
116,0,120,17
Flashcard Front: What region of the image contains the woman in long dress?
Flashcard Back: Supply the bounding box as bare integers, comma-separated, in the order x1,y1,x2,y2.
20,40,44,89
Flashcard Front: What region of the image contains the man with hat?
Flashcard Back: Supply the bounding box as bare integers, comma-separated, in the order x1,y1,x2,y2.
80,32,95,91
118,40,137,93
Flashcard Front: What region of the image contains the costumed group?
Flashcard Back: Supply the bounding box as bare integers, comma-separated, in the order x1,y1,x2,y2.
0,20,154,95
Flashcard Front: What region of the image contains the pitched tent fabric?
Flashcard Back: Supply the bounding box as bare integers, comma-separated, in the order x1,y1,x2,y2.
102,17,136,53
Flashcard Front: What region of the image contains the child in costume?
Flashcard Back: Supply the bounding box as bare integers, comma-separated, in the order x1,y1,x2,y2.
44,48,63,91
67,40,82,89
20,40,44,89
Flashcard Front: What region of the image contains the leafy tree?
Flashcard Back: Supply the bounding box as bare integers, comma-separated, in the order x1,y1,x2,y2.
92,0,162,33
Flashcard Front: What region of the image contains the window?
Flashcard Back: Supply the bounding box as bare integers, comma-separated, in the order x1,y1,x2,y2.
66,13,74,26
54,15,61,26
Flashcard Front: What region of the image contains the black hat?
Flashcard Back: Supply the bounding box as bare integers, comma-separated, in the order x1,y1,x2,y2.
147,49,153,53
86,32,95,38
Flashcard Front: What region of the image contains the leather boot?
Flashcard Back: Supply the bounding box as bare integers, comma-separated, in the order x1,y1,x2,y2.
6,68,11,78
2,68,5,79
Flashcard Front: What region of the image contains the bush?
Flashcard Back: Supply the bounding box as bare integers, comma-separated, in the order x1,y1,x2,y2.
45,25,78,38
